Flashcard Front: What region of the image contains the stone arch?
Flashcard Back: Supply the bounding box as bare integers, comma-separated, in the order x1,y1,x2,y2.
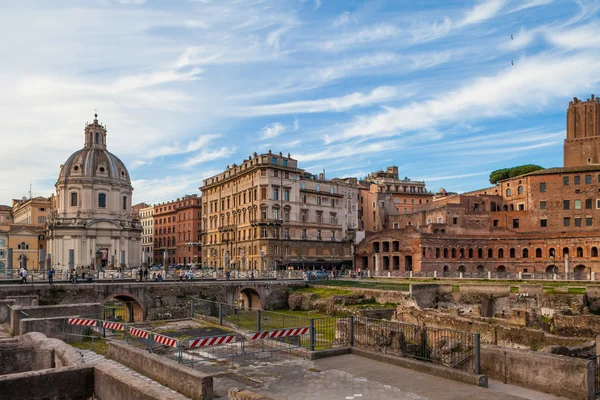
546,265,557,274
237,287,263,310
496,265,506,274
574,265,587,280
458,265,466,273
103,292,145,323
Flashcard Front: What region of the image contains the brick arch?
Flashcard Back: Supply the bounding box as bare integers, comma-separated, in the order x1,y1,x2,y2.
237,286,263,310
103,292,145,322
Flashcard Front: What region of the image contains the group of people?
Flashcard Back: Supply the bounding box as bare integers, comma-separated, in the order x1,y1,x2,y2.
178,269,194,281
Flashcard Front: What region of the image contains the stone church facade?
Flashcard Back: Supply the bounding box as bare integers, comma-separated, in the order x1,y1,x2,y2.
46,115,141,270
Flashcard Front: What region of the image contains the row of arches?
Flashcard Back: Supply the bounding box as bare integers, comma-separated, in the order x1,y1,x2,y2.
427,246,597,260
442,264,588,277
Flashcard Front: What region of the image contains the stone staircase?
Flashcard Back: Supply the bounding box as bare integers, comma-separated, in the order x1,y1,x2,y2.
79,349,190,399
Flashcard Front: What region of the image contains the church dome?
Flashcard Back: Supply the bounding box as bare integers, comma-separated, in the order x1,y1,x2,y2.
58,114,131,185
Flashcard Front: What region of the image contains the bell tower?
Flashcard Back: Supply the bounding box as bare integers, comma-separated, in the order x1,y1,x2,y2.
564,95,600,167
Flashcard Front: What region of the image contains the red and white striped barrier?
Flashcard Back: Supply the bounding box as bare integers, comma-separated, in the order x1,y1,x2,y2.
188,335,236,348
250,327,309,341
68,318,97,327
102,321,125,331
129,327,150,339
154,334,178,348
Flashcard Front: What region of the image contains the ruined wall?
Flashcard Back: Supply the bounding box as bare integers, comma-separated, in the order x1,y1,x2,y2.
553,314,600,337
481,345,593,400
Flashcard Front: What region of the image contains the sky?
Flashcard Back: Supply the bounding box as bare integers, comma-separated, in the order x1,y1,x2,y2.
2,0,600,205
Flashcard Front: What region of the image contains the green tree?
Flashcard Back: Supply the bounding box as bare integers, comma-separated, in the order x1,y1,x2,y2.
489,164,543,184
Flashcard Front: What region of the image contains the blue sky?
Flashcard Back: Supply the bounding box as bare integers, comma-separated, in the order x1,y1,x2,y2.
2,0,600,205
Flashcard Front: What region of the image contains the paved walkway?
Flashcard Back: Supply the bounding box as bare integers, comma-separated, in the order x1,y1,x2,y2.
207,353,568,400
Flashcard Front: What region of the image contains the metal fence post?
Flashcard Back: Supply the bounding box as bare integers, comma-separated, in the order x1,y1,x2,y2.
474,333,481,375
219,303,223,326
149,332,154,353
178,342,183,363
310,319,315,351
257,309,261,332
191,298,195,318
349,316,355,347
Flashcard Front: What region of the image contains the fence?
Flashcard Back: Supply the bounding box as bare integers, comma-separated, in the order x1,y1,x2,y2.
346,316,480,374
364,269,598,281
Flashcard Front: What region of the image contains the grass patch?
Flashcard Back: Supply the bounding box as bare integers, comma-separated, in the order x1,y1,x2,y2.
510,286,519,293
291,286,354,298
567,287,586,294
70,339,108,355
310,280,410,292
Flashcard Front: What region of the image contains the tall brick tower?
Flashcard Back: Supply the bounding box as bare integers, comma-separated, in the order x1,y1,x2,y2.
564,95,600,167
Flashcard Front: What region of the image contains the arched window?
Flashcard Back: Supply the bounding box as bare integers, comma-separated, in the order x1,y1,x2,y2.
122,195,127,210
577,247,584,257
477,248,483,258
522,248,529,258
517,186,523,195
498,248,504,258
487,248,493,258
451,248,456,258
506,188,511,197
563,247,570,257
435,248,440,258
509,248,516,258
592,247,598,257
98,193,106,208
536,248,542,258
459,248,465,258
443,248,448,258
70,192,78,207
468,248,473,258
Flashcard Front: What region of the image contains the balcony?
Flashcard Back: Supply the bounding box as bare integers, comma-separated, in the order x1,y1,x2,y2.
250,218,283,226
218,224,236,232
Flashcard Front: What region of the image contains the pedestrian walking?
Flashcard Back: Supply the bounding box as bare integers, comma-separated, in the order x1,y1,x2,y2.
48,267,55,285
179,270,184,282
138,267,143,282
143,267,148,282
19,268,27,284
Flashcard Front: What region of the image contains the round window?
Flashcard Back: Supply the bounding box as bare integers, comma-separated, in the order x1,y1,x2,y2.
100,167,105,173
73,166,79,171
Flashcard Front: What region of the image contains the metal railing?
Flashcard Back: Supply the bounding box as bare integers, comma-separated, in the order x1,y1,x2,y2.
348,316,480,374
362,269,598,281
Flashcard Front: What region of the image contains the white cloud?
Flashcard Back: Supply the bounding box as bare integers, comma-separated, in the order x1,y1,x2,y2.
260,122,286,139
510,0,554,13
545,23,600,50
410,17,453,43
320,23,398,51
185,20,210,29
245,86,401,116
332,11,352,28
118,0,147,4
267,27,290,50
460,0,507,27
332,51,600,142
180,147,237,168
147,134,220,158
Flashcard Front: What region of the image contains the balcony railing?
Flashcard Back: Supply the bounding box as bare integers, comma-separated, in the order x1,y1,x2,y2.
250,218,283,225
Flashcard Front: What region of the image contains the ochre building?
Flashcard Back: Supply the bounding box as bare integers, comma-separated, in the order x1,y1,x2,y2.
200,151,358,271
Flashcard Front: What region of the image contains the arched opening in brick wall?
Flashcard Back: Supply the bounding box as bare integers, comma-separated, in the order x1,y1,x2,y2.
103,294,144,323
238,287,263,310
458,265,466,273
546,265,558,274
496,265,506,276
574,265,587,280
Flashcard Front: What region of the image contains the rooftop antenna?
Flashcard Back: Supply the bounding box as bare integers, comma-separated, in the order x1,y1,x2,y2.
29,183,32,200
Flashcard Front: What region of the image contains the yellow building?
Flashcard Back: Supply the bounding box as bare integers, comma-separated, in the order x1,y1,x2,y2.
7,225,45,270
11,196,51,226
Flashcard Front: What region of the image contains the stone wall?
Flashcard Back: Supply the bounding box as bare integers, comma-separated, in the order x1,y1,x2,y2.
228,388,274,400
394,307,587,350
410,284,452,309
553,314,600,337
10,302,102,335
481,345,593,400
106,340,213,399
0,364,95,400
0,345,54,375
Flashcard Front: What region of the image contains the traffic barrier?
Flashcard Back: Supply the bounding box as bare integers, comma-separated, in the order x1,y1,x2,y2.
129,327,150,339
102,321,125,331
188,334,236,348
250,327,309,341
67,318,98,327
153,333,178,348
